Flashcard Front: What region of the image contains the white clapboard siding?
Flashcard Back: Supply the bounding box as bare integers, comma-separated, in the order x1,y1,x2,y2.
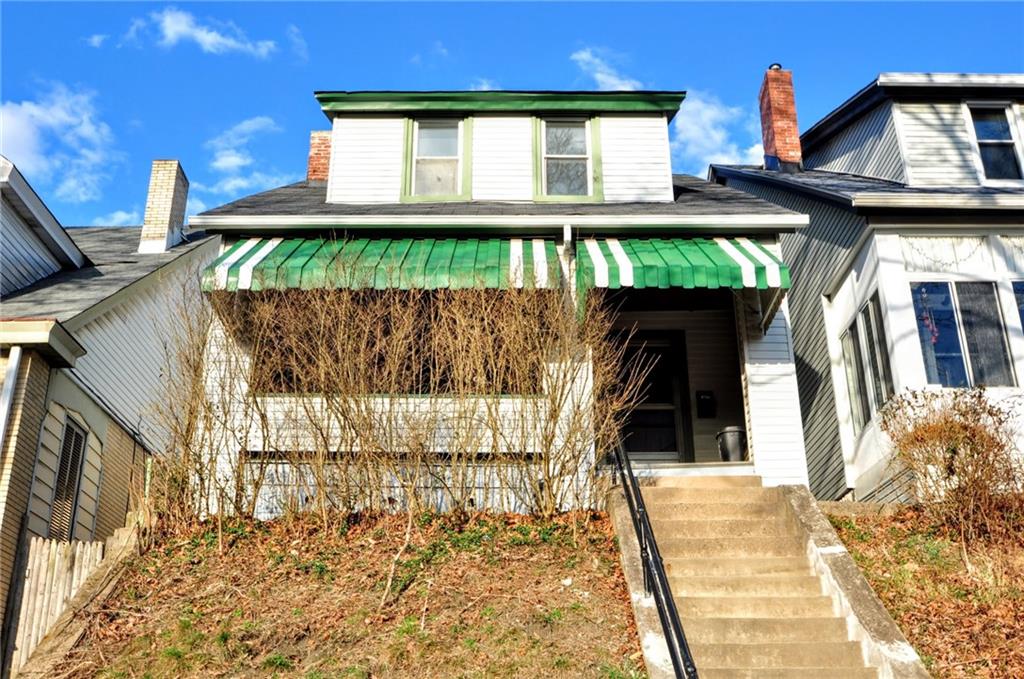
600,115,674,202
895,101,979,186
326,116,405,203
472,116,533,200
743,301,810,488
10,537,104,673
1,199,61,296
804,101,906,183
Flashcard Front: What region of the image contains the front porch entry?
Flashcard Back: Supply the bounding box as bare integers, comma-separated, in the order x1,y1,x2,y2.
614,288,746,466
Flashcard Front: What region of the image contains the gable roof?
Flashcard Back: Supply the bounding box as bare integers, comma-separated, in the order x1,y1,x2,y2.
709,165,1024,212
801,72,1024,155
1,156,86,268
0,227,215,326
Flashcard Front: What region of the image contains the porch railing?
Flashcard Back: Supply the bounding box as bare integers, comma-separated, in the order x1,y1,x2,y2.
611,442,698,679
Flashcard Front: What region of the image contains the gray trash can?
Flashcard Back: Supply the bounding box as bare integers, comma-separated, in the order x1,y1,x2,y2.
716,426,747,462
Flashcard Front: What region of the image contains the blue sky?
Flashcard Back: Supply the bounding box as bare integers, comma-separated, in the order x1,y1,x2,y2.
2,2,1023,227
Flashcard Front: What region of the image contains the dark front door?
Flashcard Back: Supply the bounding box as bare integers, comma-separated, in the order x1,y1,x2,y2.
621,331,694,462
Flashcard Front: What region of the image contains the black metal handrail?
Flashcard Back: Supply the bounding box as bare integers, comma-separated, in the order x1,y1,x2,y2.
612,442,698,679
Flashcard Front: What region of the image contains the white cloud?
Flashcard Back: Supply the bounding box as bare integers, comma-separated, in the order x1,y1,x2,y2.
85,34,108,48
671,90,764,177
185,194,208,220
192,116,296,200
92,208,140,226
150,7,276,58
469,78,498,91
0,82,119,202
433,41,449,58
570,48,643,91
286,24,308,61
119,17,146,47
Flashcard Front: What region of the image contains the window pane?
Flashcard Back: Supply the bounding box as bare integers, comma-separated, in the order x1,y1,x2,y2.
1014,281,1024,329
414,158,458,196
417,123,458,157
546,158,588,195
978,143,1023,180
545,122,586,156
911,282,968,387
955,282,1015,386
841,328,868,434
971,108,1013,140
868,294,895,401
859,307,884,412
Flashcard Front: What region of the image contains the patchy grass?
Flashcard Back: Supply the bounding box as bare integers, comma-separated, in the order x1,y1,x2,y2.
59,513,644,678
828,506,1024,678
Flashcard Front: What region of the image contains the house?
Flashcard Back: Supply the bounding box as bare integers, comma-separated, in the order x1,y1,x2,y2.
711,67,1024,500
187,89,812,516
0,157,217,638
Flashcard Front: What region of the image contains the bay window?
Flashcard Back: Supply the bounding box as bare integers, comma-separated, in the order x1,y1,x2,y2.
910,281,1015,388
841,292,894,435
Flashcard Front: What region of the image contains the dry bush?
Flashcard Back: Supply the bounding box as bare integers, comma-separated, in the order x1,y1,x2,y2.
880,388,1024,546
151,253,647,535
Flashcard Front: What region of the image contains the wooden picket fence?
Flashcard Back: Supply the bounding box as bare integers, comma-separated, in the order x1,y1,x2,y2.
8,537,104,674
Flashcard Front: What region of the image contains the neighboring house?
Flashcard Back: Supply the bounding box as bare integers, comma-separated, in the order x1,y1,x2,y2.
712,68,1024,500
0,157,217,635
188,89,812,516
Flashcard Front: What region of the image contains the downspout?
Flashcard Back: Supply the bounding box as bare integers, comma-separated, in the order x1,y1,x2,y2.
0,347,23,454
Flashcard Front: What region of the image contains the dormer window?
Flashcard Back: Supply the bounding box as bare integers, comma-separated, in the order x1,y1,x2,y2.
535,117,603,201
967,105,1023,182
413,120,461,196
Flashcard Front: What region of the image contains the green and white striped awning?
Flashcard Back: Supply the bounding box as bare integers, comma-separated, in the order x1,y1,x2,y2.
576,237,790,290
201,238,564,292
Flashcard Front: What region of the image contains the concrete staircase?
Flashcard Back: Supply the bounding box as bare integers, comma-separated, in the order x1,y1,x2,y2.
642,475,878,678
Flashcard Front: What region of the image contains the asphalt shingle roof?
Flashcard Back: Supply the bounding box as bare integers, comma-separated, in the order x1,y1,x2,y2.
196,174,796,218
1,227,214,323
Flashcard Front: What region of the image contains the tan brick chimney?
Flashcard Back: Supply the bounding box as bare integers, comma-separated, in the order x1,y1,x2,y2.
138,160,188,254
759,64,802,172
306,131,331,182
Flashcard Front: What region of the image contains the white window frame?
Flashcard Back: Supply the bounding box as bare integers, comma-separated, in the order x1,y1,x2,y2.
840,289,894,436
909,277,1018,388
411,118,463,197
541,117,593,197
961,100,1024,187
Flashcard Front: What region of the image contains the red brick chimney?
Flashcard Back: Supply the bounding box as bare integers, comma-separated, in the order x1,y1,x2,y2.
306,131,331,182
759,64,802,172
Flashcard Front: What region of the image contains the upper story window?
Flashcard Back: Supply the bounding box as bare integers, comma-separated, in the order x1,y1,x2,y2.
412,120,462,197
841,292,894,435
536,117,603,201
910,281,1015,388
967,105,1023,182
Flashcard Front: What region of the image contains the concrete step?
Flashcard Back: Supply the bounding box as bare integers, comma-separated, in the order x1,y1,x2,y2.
651,518,797,538
658,536,807,559
665,557,812,578
690,641,866,668
669,575,823,598
650,475,763,489
681,616,849,644
698,669,878,679
647,502,787,521
677,595,836,619
641,486,778,504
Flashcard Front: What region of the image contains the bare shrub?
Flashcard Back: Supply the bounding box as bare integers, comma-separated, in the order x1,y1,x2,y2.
880,388,1024,545
152,250,646,533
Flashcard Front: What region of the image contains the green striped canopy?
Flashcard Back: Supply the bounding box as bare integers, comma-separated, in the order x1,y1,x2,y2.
576,237,790,290
201,237,563,292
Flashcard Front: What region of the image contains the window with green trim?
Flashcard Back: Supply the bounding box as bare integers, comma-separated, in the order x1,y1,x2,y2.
534,117,602,201
413,120,461,196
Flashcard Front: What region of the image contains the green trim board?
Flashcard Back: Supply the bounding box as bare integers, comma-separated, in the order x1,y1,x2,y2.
575,237,791,291
315,91,686,120
401,117,474,202
202,237,563,292
532,116,604,203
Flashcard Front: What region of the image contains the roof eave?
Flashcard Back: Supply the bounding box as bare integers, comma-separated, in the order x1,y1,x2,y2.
0,319,85,368
0,158,87,268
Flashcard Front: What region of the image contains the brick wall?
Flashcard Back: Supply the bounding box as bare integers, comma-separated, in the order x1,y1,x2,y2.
759,67,802,165
0,350,51,627
94,423,146,540
307,131,332,182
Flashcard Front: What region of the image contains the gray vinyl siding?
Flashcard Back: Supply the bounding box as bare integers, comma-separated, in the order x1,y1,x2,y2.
804,101,907,183
861,469,914,504
895,101,980,186
723,178,867,499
